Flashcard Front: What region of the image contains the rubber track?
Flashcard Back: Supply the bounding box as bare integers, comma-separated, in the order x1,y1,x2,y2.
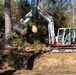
42,46,76,53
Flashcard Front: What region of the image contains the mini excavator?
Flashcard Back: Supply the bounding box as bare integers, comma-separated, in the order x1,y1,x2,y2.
13,0,76,53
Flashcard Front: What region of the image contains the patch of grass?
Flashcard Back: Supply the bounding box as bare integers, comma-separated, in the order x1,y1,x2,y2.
0,50,3,55
5,50,30,69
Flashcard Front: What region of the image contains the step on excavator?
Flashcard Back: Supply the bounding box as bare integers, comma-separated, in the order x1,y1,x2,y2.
13,0,76,53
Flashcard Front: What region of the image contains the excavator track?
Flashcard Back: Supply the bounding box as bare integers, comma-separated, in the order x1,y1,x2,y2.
42,46,76,53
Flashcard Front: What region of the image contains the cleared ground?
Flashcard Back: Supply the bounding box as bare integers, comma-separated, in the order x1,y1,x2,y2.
0,53,76,75
1,41,76,75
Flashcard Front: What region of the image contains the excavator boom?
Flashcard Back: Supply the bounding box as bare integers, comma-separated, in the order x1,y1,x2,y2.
38,6,55,44
13,3,55,44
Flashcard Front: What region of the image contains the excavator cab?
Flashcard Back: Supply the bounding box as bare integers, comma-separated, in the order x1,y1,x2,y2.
57,28,76,45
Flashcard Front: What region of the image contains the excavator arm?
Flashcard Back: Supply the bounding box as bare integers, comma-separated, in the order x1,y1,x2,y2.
13,6,38,35
20,6,38,23
37,6,55,44
13,1,55,44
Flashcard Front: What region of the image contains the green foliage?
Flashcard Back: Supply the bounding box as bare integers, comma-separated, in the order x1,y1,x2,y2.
45,0,72,34
26,14,48,43
5,51,28,69
9,32,19,39
5,52,17,66
45,0,71,25
36,24,47,41
54,9,69,26
20,22,27,28
9,32,26,51
11,0,21,24
11,0,30,25
53,9,71,34
72,24,76,29
17,0,30,18
0,2,4,29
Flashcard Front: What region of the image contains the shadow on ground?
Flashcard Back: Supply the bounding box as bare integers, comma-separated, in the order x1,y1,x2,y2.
0,50,43,75
0,70,16,75
26,50,42,70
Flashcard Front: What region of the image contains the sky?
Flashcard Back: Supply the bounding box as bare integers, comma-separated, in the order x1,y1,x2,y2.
14,0,32,4
28,0,31,4
28,0,36,4
14,0,36,4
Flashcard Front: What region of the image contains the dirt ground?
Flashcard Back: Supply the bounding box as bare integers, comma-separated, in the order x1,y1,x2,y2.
1,42,76,75
1,53,76,75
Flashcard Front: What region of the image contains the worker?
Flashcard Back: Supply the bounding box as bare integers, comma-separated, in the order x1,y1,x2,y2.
64,35,67,44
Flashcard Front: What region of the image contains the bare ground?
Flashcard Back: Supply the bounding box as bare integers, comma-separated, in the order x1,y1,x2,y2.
1,42,76,75
1,53,76,75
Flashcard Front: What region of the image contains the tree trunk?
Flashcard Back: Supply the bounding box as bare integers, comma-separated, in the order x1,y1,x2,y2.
5,0,11,41
40,0,44,9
